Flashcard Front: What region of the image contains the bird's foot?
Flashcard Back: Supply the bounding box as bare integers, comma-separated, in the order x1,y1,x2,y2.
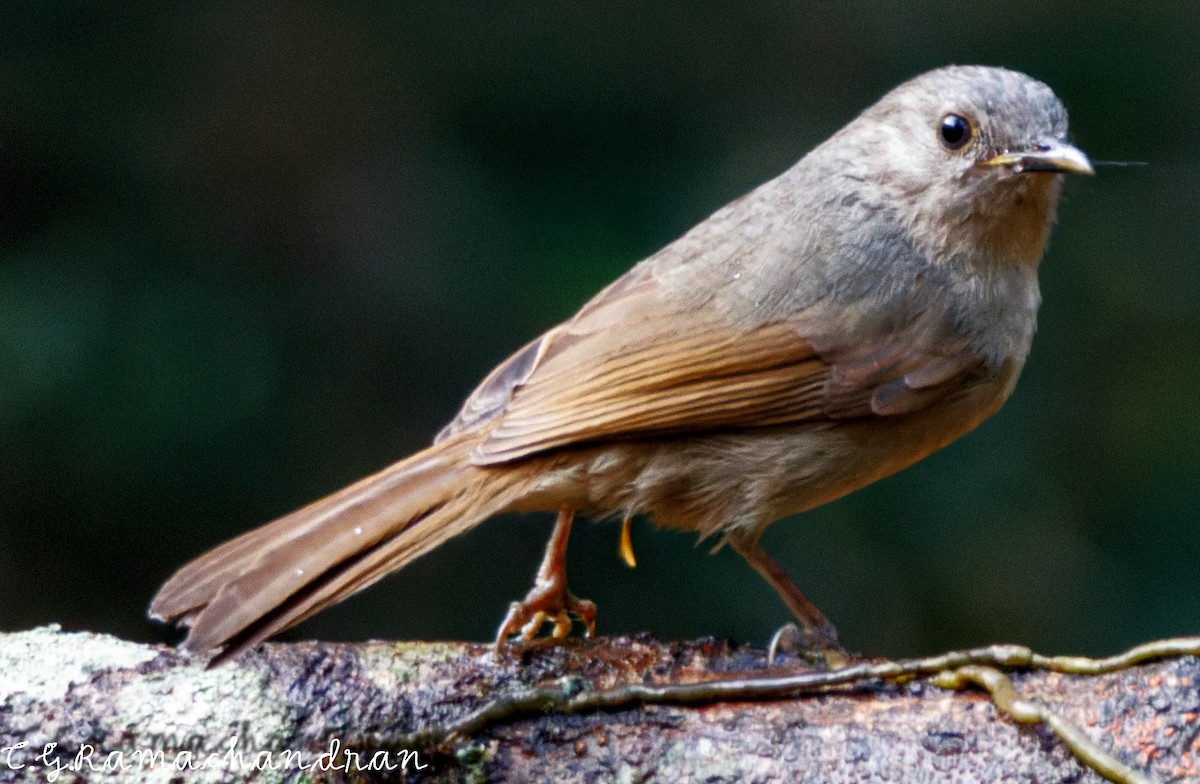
767,622,851,669
494,579,596,653
493,508,596,654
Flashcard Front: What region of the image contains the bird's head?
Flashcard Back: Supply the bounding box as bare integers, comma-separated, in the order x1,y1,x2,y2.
825,65,1093,268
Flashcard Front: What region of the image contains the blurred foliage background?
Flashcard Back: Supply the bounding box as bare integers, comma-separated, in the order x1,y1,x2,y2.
1,2,1197,658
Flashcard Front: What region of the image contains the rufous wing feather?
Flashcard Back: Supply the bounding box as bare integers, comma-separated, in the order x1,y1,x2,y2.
450,268,989,464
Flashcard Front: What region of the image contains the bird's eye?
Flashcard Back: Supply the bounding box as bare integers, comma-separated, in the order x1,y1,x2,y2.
938,113,973,151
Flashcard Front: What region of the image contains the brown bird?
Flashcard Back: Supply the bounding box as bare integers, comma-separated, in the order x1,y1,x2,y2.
150,65,1093,660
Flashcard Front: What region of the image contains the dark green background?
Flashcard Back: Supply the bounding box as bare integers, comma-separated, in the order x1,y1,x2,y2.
2,2,1197,657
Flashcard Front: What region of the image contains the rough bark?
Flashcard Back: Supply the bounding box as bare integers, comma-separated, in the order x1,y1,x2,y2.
1,625,1196,783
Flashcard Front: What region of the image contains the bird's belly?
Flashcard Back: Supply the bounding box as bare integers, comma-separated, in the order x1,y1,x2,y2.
521,370,1016,541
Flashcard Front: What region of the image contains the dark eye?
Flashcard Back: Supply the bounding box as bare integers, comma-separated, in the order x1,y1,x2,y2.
938,113,973,150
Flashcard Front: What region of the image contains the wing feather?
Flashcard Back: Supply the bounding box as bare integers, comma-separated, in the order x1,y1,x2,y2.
439,264,986,465
472,315,835,462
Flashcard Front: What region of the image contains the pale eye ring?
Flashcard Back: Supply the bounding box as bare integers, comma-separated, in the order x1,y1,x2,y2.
938,113,974,151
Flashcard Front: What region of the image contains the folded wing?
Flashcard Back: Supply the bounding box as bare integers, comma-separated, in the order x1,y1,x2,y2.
440,264,986,465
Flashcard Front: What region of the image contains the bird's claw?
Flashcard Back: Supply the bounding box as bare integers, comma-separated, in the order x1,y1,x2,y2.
494,584,596,654
767,622,851,669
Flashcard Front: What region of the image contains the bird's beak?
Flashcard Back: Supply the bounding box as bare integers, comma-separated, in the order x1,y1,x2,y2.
982,140,1094,175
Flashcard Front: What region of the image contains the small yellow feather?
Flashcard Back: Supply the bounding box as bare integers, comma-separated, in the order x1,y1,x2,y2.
618,516,637,568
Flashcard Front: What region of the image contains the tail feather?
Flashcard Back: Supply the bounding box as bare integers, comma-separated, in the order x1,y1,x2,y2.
149,436,525,656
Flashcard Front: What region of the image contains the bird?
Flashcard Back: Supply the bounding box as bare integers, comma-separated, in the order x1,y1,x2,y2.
150,65,1093,661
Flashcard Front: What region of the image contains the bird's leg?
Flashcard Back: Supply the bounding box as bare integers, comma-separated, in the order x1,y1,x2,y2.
494,507,596,651
730,538,848,667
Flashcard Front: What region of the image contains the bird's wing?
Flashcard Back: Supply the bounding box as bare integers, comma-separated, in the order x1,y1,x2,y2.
441,262,984,465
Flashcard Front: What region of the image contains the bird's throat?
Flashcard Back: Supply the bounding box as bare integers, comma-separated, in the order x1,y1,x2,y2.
974,175,1063,268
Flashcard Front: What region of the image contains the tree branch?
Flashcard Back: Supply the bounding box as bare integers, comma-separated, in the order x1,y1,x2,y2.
2,626,1197,782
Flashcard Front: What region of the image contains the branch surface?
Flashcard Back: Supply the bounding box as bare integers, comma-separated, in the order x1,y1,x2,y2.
1,626,1197,782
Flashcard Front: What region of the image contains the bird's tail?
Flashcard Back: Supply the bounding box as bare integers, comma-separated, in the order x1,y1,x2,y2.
148,435,526,659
